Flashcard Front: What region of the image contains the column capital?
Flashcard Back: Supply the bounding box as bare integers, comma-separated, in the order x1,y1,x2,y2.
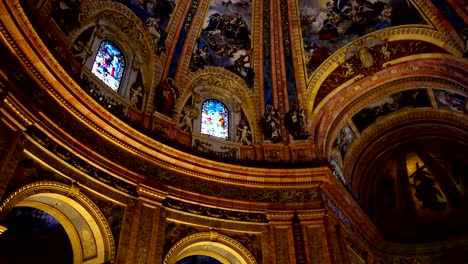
137,184,167,203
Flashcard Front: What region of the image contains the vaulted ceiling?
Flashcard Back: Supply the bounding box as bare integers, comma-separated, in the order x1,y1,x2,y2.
1,0,467,245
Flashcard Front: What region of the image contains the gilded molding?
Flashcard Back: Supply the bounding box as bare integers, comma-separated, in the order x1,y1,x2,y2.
163,232,258,264
137,185,167,201
317,73,468,158
305,26,463,113
1,7,328,189
163,197,268,223
25,126,138,196
174,0,205,84
3,97,34,127
0,181,116,262
0,225,7,234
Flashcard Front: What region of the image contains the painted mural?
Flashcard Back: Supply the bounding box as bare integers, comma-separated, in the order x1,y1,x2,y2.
52,0,82,34
333,124,355,159
190,0,254,87
113,0,178,54
435,89,468,115
352,89,431,132
299,0,425,75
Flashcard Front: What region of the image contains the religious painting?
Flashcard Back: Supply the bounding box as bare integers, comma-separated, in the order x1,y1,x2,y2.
299,0,425,75
190,0,254,87
261,105,282,143
91,40,126,92
330,154,345,184
352,89,431,132
154,78,178,117
52,0,81,34
407,157,447,211
333,124,355,159
284,104,310,140
113,0,178,54
200,99,229,140
435,89,468,115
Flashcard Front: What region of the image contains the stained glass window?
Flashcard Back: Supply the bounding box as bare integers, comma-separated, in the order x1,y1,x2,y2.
201,99,229,140
91,40,126,92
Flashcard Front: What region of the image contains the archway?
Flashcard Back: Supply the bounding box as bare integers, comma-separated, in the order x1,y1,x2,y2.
0,181,115,264
163,231,257,264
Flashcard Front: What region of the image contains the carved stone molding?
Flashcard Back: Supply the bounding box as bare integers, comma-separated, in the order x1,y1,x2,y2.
305,26,463,113
162,231,258,264
0,181,116,262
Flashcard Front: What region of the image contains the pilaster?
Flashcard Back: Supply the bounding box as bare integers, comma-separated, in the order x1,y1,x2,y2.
267,211,296,264
296,210,330,264
0,123,24,200
115,185,167,264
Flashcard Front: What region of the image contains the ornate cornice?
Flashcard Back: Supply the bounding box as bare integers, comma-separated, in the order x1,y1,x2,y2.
25,126,138,196
164,197,268,223
0,10,331,190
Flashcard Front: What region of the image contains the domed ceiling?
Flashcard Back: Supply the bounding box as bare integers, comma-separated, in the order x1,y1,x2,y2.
3,0,467,244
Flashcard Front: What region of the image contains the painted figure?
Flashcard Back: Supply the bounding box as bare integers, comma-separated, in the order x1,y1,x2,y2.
155,78,177,117
261,105,281,143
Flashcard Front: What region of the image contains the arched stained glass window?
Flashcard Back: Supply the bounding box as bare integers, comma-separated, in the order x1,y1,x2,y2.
201,99,229,140
91,40,126,92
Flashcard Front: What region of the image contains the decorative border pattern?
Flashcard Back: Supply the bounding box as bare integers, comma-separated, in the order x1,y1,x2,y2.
304,26,463,113
164,197,268,223
162,231,258,264
0,181,116,262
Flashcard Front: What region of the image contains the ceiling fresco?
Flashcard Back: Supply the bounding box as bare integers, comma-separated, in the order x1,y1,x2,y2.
189,0,254,87
1,0,467,259
113,0,179,54
299,0,426,76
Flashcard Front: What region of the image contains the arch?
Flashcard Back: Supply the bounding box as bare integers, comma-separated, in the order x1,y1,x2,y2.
163,231,257,264
180,68,255,123
91,40,126,92
0,181,115,264
305,26,463,115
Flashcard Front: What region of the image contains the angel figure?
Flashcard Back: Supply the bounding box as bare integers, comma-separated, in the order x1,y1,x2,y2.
237,125,252,146
129,83,143,106
345,37,385,69
72,41,92,64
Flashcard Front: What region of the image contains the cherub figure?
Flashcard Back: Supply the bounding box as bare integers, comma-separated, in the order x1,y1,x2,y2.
72,40,92,64
237,125,252,146
130,84,143,106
